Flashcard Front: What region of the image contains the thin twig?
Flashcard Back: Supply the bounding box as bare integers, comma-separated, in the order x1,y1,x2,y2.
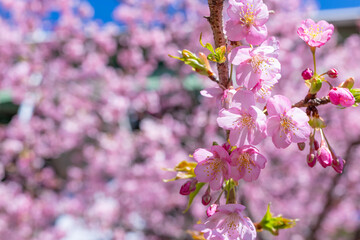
207,0,231,88
292,96,330,108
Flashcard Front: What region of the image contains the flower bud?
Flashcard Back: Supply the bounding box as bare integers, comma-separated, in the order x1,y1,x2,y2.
339,77,354,89
317,143,332,168
302,68,313,80
297,142,306,151
202,193,211,206
332,157,344,174
309,77,323,94
206,204,218,217
327,68,338,78
307,153,317,167
309,116,326,129
329,87,355,107
179,179,198,195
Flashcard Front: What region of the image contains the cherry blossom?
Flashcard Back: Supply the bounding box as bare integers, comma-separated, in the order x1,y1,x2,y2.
229,145,267,182
195,204,256,240
225,0,269,45
266,95,311,148
217,90,267,147
193,145,231,191
297,19,334,48
229,37,281,91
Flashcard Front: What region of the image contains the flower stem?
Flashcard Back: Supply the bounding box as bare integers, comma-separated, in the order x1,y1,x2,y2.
311,47,317,75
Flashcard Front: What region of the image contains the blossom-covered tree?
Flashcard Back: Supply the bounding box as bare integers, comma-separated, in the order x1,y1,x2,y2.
0,0,360,239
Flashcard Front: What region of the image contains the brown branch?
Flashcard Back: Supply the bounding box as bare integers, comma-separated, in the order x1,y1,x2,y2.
307,139,360,240
292,96,330,108
207,0,231,88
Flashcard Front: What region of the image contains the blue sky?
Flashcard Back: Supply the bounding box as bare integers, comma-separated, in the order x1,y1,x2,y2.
87,0,119,22
87,0,360,23
317,0,360,9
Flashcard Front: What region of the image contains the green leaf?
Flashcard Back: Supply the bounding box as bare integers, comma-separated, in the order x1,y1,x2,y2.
259,204,297,235
183,182,205,213
199,33,215,54
350,88,360,104
163,160,198,182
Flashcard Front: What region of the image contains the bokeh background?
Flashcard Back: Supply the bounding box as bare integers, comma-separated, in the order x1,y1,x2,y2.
0,0,360,239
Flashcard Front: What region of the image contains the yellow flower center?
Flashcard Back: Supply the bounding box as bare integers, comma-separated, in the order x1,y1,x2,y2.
239,3,255,26
305,24,324,40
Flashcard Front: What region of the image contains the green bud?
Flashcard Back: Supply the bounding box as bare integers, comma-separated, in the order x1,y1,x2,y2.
308,116,326,129
258,204,297,236
340,77,355,89
169,49,214,77
309,77,323,94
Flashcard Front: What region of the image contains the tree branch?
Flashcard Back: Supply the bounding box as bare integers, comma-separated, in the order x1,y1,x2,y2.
292,96,330,108
207,0,231,88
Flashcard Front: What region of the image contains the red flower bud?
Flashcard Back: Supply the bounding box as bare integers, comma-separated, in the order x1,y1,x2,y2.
327,68,338,78
179,179,197,195
202,193,211,206
297,142,305,151
332,157,344,174
302,68,313,80
307,153,317,168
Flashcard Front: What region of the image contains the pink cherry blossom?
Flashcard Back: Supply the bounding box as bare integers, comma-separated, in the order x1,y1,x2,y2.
217,90,267,147
229,37,281,90
229,145,267,182
193,145,231,191
195,204,256,240
225,0,269,45
266,95,311,148
328,87,355,107
297,19,334,47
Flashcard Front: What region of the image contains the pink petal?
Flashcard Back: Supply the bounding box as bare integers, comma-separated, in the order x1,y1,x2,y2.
209,170,224,191
231,90,256,110
242,164,260,182
235,64,259,88
246,25,267,45
193,148,213,163
217,108,241,130
272,130,291,149
252,152,267,169
225,19,247,41
200,87,223,98
254,2,269,26
211,145,230,163
266,95,292,116
229,165,242,181
229,46,252,65
290,123,311,143
287,108,309,125
266,115,280,136
230,127,248,147
194,161,213,182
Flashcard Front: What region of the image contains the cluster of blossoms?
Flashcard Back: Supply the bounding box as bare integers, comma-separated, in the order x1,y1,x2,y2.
169,0,360,239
